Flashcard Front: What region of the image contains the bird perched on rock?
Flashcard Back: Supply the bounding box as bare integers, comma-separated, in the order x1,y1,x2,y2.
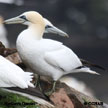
4,11,99,95
0,55,34,88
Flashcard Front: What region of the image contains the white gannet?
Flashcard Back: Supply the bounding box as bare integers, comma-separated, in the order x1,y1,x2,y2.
44,18,106,71
44,18,104,97
4,11,99,94
0,55,34,88
0,16,9,47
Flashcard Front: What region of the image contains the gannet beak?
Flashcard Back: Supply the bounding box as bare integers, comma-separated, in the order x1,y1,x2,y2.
4,16,25,24
45,26,69,37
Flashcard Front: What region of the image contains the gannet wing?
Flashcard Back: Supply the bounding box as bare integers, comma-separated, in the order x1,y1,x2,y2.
40,39,63,51
44,45,82,72
0,71,33,88
80,58,106,71
0,55,34,88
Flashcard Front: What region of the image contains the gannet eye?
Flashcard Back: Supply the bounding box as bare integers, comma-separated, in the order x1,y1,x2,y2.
45,25,52,29
19,15,28,21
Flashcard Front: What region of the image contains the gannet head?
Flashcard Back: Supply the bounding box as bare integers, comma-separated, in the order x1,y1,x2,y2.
44,18,69,37
4,11,45,26
4,11,45,39
4,11,68,37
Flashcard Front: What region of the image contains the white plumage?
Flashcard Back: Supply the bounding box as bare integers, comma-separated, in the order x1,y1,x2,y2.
4,11,99,82
0,55,34,88
16,29,97,81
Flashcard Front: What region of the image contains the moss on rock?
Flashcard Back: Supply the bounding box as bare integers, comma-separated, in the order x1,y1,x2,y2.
0,89,40,108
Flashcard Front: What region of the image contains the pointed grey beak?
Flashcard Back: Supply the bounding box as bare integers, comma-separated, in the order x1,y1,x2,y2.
4,16,25,24
45,26,69,37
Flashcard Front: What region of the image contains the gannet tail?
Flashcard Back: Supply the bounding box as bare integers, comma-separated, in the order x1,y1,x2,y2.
23,72,35,88
80,58,106,71
74,66,100,75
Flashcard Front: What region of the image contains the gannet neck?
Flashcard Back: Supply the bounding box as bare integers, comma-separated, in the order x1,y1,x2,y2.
28,23,45,40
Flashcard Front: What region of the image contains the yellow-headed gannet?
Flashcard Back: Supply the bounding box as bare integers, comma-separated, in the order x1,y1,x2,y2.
0,16,9,47
0,55,34,88
44,18,106,71
4,11,99,95
44,18,104,97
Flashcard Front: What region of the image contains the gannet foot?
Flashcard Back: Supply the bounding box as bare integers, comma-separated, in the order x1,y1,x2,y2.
45,81,56,96
34,75,43,92
34,74,40,87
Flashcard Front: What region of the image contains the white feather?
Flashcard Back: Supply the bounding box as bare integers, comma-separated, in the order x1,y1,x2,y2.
17,31,82,81
17,29,98,81
0,55,34,88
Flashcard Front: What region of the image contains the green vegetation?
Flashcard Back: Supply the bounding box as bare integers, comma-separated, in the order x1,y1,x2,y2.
0,89,40,108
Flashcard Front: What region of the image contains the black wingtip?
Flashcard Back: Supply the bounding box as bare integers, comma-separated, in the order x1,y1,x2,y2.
6,87,49,101
80,58,107,71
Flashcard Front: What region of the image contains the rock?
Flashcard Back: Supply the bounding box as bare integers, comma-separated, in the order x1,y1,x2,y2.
50,88,74,108
0,42,107,108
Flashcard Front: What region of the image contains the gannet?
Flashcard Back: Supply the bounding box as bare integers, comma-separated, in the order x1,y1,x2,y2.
4,11,99,94
0,55,34,88
0,16,9,47
44,18,106,71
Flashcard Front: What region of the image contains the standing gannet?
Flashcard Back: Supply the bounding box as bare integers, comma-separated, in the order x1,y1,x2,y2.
0,55,34,88
4,11,99,95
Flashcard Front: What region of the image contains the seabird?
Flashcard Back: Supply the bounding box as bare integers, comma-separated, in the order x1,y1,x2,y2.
4,11,99,95
44,18,106,71
0,55,34,88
